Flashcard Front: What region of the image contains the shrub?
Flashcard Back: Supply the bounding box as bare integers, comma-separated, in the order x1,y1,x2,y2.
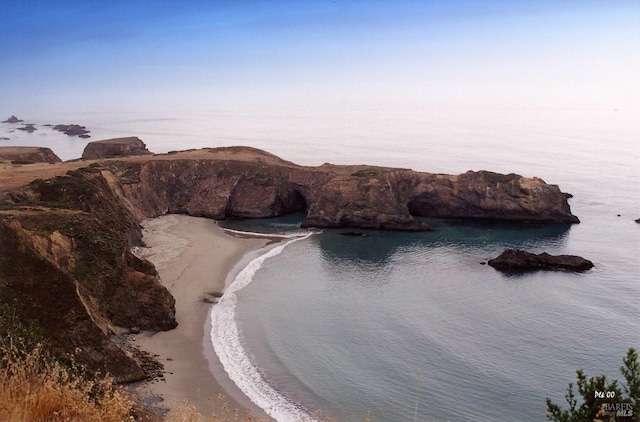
546,348,639,421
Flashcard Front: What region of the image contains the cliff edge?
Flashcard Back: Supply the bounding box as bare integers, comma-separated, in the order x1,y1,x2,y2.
0,146,62,164
81,137,152,160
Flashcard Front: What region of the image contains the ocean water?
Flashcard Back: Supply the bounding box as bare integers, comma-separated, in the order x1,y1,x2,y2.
2,107,638,420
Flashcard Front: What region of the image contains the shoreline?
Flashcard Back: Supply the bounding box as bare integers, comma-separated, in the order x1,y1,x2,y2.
131,214,284,420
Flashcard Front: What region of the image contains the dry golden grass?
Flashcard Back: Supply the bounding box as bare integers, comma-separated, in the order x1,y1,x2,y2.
0,342,133,422
0,341,368,422
166,395,264,422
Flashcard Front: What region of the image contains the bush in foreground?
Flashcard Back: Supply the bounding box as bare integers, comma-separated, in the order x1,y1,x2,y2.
546,348,639,421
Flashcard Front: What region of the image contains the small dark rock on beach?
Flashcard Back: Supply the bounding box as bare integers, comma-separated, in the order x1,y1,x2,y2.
488,249,594,272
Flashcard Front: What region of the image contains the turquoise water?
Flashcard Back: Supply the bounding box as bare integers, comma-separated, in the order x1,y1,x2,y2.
2,107,638,420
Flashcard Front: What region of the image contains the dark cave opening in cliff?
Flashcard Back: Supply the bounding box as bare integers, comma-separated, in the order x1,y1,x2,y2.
406,197,436,218
286,189,308,216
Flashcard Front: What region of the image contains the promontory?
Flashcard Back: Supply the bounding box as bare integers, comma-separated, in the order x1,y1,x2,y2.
0,145,579,384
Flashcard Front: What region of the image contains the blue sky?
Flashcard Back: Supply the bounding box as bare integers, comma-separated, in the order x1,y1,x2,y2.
1,1,638,115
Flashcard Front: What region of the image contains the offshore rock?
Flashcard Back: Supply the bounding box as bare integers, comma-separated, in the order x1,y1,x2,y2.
53,124,90,136
0,146,62,164
488,249,594,272
17,124,37,132
2,115,23,123
82,137,153,160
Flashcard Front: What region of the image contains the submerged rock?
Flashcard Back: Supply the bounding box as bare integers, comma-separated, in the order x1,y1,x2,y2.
340,231,369,237
488,249,594,272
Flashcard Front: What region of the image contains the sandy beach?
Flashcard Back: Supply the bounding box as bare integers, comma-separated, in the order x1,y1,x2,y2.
131,214,280,420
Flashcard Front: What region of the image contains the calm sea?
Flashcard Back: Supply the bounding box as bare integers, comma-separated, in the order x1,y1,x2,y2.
2,107,638,421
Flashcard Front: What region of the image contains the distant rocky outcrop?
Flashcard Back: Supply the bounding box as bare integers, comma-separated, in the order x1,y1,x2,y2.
487,249,594,272
0,146,62,164
17,123,37,132
82,137,152,160
2,115,23,123
636,218,640,224
53,123,90,137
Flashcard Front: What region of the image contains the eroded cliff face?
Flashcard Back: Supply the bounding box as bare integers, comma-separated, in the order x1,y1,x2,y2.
0,169,177,382
107,147,578,230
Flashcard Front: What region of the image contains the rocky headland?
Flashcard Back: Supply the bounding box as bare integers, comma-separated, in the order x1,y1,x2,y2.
81,137,153,160
0,144,580,385
0,146,62,164
488,249,594,272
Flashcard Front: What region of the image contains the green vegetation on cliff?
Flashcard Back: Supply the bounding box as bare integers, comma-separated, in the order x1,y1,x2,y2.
546,348,639,421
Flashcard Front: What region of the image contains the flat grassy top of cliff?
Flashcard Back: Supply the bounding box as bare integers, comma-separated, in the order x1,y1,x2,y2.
0,145,394,193
0,155,388,194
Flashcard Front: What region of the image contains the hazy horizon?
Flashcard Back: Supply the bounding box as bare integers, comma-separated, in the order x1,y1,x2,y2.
1,1,638,120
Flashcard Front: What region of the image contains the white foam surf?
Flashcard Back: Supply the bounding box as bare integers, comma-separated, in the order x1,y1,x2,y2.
210,232,319,422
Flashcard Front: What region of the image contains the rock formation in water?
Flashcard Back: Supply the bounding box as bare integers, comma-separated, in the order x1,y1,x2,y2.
2,115,23,123
0,146,62,164
0,144,580,382
53,124,91,137
17,124,37,132
487,249,594,272
82,137,152,160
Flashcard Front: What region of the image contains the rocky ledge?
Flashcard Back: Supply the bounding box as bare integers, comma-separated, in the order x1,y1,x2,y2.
82,137,152,159
0,146,62,164
488,249,594,272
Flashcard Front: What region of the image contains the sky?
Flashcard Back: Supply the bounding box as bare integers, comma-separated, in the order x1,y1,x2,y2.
1,1,638,116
